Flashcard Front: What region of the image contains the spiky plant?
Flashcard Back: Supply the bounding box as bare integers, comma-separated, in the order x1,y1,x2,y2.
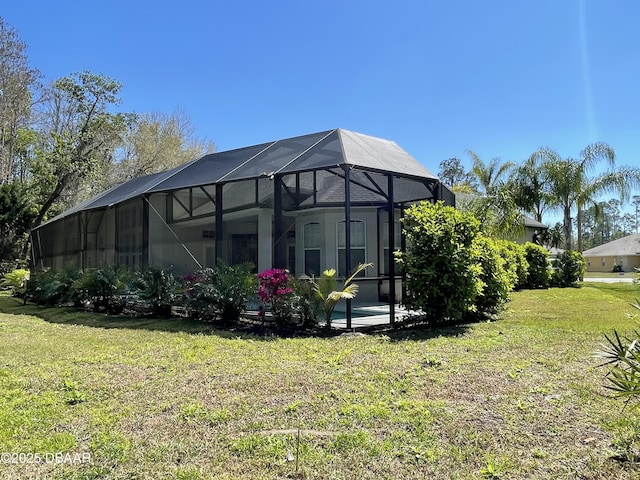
597,301,640,405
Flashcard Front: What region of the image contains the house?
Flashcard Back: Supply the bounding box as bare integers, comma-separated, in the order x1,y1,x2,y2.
30,129,455,323
582,233,640,272
519,216,548,244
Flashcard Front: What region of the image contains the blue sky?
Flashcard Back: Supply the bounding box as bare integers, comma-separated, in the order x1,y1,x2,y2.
3,0,640,216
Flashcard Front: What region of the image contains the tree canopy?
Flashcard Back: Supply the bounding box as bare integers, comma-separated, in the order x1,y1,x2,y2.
0,17,216,271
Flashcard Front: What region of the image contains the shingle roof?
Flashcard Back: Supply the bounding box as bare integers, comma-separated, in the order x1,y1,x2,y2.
582,233,640,256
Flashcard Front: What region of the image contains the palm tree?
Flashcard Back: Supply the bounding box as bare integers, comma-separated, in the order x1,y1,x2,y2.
464,151,522,239
509,150,554,223
466,150,515,193
311,262,372,330
538,222,564,249
538,142,640,251
633,195,640,233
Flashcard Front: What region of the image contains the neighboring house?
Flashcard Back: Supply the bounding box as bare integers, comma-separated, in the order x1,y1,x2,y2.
30,129,455,318
518,216,548,245
582,233,640,272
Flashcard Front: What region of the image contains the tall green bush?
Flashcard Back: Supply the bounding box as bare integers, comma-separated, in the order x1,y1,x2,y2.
552,250,585,287
523,242,550,289
474,236,516,315
499,241,529,289
397,201,483,322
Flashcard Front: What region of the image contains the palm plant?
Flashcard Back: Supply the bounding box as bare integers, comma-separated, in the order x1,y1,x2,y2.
467,150,515,194
509,150,554,223
311,262,372,330
536,142,640,251
464,151,522,239
537,222,564,249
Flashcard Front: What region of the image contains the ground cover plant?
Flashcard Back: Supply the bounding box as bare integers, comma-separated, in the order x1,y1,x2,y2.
1,284,640,479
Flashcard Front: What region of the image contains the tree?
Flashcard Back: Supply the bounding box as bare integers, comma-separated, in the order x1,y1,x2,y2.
538,222,564,249
30,71,128,229
539,142,640,251
112,109,215,186
464,151,522,239
0,17,41,183
466,150,515,194
509,150,553,222
0,181,36,272
633,195,640,233
437,157,478,192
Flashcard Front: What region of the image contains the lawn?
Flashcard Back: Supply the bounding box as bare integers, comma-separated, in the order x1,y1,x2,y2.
582,271,637,279
1,284,640,479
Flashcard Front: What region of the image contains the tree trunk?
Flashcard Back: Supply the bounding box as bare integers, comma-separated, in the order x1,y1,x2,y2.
21,177,67,261
563,205,572,251
576,207,583,252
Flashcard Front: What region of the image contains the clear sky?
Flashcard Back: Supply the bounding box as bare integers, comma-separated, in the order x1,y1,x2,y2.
3,0,640,213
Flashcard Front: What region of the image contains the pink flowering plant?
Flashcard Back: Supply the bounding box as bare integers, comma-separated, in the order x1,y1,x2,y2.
258,268,296,324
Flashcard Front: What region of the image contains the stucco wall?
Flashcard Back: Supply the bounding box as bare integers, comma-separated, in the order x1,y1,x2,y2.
584,254,640,273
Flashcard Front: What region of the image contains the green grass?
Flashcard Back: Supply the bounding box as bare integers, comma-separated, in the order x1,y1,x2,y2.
1,284,640,479
582,271,638,279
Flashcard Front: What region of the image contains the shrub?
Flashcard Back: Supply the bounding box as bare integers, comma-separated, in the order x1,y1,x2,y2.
72,265,132,314
499,241,529,290
291,277,321,328
131,266,182,317
523,242,550,289
397,201,483,322
474,236,516,315
258,268,295,325
552,250,585,287
185,262,257,322
27,266,82,306
1,268,30,296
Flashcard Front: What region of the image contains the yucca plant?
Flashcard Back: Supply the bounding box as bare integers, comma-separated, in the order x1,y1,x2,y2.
597,300,640,405
311,262,372,330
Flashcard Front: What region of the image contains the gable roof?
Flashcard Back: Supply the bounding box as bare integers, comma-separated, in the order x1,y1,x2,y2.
582,233,640,257
39,129,441,226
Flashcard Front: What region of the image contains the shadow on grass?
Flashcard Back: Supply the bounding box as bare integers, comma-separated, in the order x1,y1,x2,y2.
356,315,472,341
0,295,340,340
0,294,472,341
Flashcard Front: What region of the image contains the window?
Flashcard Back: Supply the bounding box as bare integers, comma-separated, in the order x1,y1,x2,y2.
337,220,366,277
304,222,321,276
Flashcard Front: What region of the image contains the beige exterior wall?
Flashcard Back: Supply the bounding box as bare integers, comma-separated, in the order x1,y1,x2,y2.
584,254,640,273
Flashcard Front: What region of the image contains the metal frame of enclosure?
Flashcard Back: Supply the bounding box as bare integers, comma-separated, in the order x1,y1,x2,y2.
31,129,455,326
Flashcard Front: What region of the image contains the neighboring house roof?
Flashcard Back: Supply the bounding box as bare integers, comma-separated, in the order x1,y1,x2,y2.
524,217,547,229
582,233,640,257
39,129,443,227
